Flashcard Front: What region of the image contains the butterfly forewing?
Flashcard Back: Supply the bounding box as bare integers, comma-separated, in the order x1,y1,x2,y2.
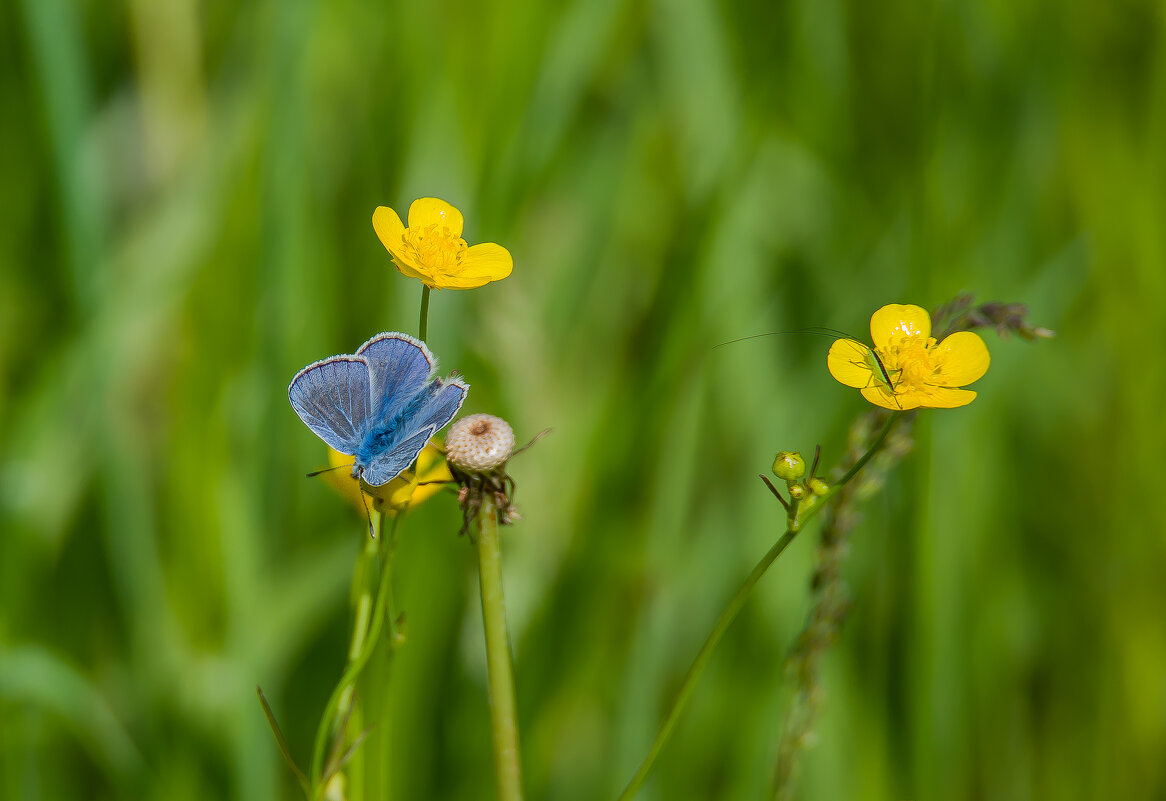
288,356,373,454
357,333,435,419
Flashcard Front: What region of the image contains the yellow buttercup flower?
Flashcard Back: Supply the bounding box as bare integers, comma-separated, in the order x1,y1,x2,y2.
321,442,452,515
372,198,513,290
827,303,990,410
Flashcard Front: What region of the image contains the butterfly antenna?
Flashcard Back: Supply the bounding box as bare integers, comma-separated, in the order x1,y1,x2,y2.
358,485,375,539
305,463,355,478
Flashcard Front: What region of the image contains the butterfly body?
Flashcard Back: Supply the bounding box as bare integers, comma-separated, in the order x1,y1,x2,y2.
289,333,467,487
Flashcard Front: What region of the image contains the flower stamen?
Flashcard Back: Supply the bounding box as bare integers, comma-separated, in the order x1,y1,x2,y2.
399,224,469,281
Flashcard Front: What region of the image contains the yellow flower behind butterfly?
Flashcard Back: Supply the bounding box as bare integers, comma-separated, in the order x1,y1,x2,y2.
828,304,990,410
321,442,452,515
372,198,513,290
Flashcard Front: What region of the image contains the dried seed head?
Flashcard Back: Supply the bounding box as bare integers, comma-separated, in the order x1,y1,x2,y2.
445,414,515,472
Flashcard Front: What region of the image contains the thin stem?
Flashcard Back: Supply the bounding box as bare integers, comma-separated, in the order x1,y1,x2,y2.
348,534,380,664
830,412,898,490
772,412,905,800
378,511,403,648
759,475,790,511
372,508,403,800
477,494,524,801
256,687,311,798
418,285,431,341
615,411,901,801
310,510,399,794
616,529,796,801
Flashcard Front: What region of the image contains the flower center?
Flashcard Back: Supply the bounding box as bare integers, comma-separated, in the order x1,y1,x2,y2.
400,223,468,275
878,334,940,393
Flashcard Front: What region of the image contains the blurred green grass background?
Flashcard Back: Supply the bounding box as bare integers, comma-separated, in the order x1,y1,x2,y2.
1,0,1164,799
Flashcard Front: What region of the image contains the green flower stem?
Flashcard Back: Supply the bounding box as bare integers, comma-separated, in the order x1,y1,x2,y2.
379,505,403,641
615,412,900,801
788,411,899,531
827,412,899,494
615,528,797,801
348,532,379,658
476,494,525,801
418,285,431,341
310,509,400,795
356,508,403,801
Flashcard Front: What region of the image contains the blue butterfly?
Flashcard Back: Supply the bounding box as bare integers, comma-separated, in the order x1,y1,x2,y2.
288,332,468,487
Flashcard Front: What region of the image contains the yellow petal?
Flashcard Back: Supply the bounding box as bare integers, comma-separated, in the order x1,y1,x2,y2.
322,447,365,511
415,442,453,484
870,304,931,346
917,386,977,408
828,339,876,388
372,206,406,256
323,444,451,515
931,331,990,386
409,471,451,505
434,276,487,289
421,243,513,289
407,484,446,506
408,197,464,237
408,445,452,505
381,443,451,510
390,256,436,285
379,475,417,507
459,243,513,280
861,385,921,410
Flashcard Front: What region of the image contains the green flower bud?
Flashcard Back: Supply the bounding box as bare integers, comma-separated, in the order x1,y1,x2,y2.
772,451,806,481
808,477,830,496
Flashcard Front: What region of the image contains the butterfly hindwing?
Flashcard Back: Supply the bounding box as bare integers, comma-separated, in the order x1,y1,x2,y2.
288,356,373,454
360,426,438,487
355,378,468,486
407,378,469,436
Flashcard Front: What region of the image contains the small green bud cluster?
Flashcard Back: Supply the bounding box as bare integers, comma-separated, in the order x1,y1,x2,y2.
763,448,831,529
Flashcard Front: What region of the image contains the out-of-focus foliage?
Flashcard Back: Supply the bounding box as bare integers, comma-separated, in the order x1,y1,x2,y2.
1,0,1163,799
